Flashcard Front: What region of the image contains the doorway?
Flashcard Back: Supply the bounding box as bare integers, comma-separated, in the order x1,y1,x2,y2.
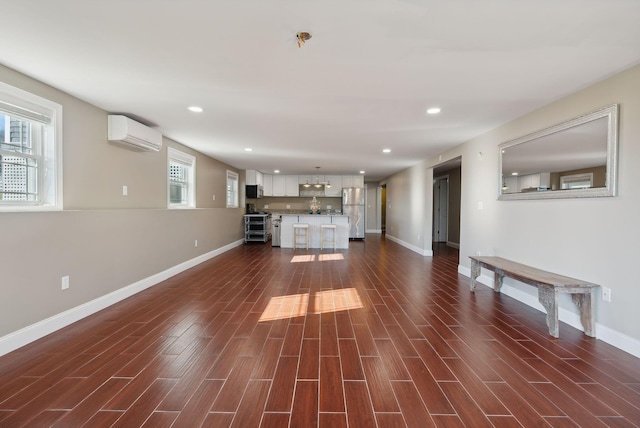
432,157,462,259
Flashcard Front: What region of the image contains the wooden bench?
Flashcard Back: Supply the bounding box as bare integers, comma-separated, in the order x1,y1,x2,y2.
469,256,599,338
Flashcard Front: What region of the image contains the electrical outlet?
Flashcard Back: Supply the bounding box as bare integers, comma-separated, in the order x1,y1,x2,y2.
194,240,198,248
212,194,216,201
477,201,484,210
602,287,611,302
61,275,69,290
122,185,128,196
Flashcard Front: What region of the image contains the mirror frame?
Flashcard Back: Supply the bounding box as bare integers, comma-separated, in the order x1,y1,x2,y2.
498,104,618,200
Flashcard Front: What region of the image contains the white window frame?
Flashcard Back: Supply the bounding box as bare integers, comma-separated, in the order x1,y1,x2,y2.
226,170,239,208
560,172,593,190
0,81,63,210
168,147,196,208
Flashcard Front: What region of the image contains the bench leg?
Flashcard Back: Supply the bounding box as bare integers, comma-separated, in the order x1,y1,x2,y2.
538,285,559,338
470,259,480,292
572,292,596,337
494,272,504,293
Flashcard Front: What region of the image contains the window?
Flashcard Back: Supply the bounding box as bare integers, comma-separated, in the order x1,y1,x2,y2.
226,170,238,208
560,172,593,190
168,147,195,208
0,82,62,209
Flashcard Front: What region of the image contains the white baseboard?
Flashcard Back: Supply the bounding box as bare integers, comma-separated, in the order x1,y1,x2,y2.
0,239,244,357
385,234,433,257
366,229,382,234
457,264,640,359
446,241,460,249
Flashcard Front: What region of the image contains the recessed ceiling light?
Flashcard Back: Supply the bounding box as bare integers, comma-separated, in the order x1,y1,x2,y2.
359,171,365,174
188,106,204,113
274,170,280,174
511,172,518,176
382,148,391,153
244,148,253,152
426,107,441,115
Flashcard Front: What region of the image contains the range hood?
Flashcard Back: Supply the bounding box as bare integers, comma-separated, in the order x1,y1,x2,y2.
299,184,325,197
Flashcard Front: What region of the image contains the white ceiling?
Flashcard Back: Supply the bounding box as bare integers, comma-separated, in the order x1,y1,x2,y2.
2,0,639,181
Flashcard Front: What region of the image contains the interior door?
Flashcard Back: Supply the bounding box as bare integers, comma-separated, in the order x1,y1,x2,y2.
433,176,448,242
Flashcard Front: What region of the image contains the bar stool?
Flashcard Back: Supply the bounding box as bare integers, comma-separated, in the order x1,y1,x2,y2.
320,224,337,250
293,223,309,249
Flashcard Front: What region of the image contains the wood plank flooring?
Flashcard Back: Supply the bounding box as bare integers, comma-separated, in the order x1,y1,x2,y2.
1,236,639,427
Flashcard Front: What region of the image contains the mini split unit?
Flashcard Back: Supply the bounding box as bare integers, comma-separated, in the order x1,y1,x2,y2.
107,115,163,151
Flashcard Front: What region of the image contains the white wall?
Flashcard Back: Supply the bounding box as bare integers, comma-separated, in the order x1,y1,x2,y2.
383,162,433,256
386,63,640,356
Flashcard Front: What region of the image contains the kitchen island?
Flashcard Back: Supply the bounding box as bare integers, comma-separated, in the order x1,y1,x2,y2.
280,214,349,249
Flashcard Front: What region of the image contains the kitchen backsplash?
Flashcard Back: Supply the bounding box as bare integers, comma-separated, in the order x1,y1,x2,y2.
247,196,342,212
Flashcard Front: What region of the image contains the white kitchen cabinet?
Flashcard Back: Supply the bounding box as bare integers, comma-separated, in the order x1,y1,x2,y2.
272,175,286,196
285,175,299,196
324,175,342,196
539,172,551,188
342,175,364,188
263,174,273,196
246,170,258,185
245,170,263,186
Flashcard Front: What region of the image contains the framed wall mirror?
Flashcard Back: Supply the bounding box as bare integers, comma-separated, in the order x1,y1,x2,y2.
498,104,618,200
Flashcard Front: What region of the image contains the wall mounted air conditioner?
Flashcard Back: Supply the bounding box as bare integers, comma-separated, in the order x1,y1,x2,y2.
107,115,163,152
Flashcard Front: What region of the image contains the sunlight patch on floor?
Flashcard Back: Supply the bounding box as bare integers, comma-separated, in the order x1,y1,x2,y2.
290,255,315,263
259,288,363,322
319,253,344,261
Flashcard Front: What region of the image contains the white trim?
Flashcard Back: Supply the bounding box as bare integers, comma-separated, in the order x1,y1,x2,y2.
385,233,433,257
0,238,244,357
457,264,640,359
446,241,460,249
366,228,382,234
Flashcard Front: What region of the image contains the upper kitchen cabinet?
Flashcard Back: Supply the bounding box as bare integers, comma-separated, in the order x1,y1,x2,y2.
263,174,273,196
246,170,263,186
324,175,342,196
342,175,365,188
272,175,286,196
285,175,299,196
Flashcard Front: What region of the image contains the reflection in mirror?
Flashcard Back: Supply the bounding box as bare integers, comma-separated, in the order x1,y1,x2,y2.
498,104,618,200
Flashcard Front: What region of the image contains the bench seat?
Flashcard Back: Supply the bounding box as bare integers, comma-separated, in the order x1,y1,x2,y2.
469,256,600,338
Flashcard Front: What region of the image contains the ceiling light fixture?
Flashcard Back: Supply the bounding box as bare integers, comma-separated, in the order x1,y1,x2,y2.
274,170,280,174
244,148,253,152
359,170,365,174
313,166,323,188
426,107,441,115
187,106,204,113
383,148,391,153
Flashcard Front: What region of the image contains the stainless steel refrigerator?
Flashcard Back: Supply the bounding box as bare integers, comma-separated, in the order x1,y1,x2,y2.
342,187,365,239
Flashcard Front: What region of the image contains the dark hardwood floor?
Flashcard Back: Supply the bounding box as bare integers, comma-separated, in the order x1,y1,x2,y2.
1,236,639,427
